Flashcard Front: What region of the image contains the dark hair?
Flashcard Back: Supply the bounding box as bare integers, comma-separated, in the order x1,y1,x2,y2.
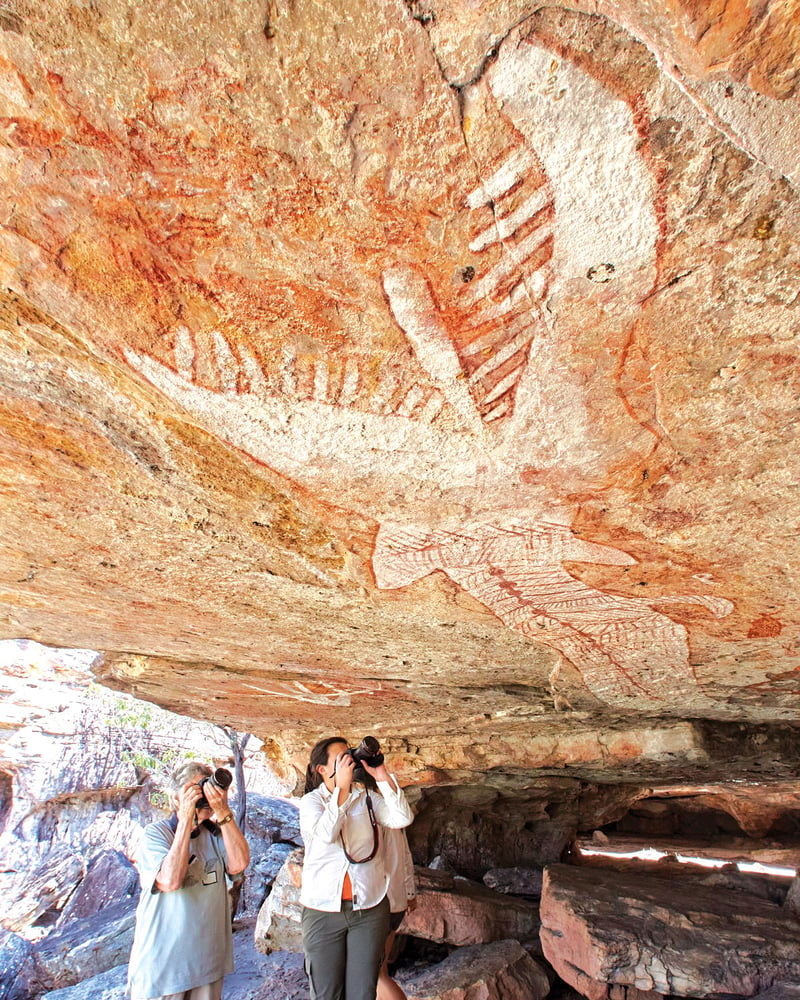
304,736,348,793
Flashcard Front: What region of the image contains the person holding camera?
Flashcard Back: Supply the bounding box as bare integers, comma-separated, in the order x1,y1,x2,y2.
127,761,250,1000
300,736,413,1000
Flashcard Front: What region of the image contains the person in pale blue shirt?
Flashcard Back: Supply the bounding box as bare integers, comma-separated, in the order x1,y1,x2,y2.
127,761,250,1000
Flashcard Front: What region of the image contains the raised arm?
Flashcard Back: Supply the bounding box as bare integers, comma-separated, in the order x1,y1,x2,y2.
204,779,250,876
362,760,413,829
154,781,201,892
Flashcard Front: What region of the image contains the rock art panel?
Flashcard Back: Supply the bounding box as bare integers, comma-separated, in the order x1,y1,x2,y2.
373,520,731,705
121,22,733,708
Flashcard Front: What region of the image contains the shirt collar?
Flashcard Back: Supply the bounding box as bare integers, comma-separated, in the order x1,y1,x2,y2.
319,783,362,802
168,814,220,837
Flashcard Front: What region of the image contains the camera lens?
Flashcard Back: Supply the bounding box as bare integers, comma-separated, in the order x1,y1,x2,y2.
196,767,233,810
209,767,233,791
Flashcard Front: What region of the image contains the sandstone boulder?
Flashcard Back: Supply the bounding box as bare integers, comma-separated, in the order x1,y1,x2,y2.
246,793,301,846
255,850,542,955
33,897,137,993
59,849,139,923
403,868,541,950
400,939,551,1000
241,841,297,919
221,921,308,1000
255,847,304,954
1,845,85,932
750,988,800,1000
483,867,543,898
782,874,800,918
230,950,308,1000
40,965,128,1000
0,929,37,1000
233,792,300,917
607,990,666,1000
540,864,800,999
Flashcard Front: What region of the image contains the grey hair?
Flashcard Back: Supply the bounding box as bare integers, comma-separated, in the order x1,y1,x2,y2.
167,761,212,798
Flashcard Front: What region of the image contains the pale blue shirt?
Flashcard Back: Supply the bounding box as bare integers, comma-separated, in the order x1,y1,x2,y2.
127,818,233,999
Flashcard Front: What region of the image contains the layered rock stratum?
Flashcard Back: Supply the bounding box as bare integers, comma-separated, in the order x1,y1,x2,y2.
0,0,798,789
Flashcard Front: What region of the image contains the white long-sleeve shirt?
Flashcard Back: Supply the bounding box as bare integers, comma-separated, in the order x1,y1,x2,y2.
299,778,412,912
383,826,416,913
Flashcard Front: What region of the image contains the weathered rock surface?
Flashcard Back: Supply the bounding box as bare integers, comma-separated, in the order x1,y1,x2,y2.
784,874,800,918
40,965,128,1000
483,866,543,898
407,780,651,878
254,847,305,954
0,929,37,1000
33,898,137,993
3,0,800,988
230,949,309,1000
751,988,800,1000
540,863,800,999
402,868,541,950
608,783,800,841
224,921,309,1000
399,939,552,1000
0,0,798,794
234,792,300,917
256,849,541,955
240,839,297,919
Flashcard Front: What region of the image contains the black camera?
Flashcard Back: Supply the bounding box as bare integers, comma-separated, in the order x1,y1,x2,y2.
347,736,384,769
196,767,232,811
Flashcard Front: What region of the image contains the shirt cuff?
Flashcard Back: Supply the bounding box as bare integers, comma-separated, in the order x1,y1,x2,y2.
330,787,357,815
377,775,401,796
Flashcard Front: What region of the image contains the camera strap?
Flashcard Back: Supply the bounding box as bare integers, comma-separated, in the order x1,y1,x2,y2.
168,814,219,839
339,790,379,864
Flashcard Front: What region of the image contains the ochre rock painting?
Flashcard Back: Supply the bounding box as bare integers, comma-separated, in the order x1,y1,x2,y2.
125,29,731,707
373,519,732,706
3,0,797,746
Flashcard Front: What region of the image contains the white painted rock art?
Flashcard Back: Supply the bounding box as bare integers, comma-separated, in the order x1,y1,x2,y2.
124,27,731,707
373,519,732,706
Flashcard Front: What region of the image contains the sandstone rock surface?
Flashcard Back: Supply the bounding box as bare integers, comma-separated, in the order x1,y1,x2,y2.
3,5,800,993
254,847,305,954
400,938,552,1000
401,868,541,949
0,0,798,792
540,863,800,999
256,849,542,954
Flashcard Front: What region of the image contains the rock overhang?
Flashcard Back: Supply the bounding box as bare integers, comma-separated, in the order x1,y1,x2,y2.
0,0,799,794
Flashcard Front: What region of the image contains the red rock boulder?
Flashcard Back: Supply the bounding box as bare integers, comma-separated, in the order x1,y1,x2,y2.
540,864,800,999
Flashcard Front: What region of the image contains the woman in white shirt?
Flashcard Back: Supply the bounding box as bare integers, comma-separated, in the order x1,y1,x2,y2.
299,736,413,1000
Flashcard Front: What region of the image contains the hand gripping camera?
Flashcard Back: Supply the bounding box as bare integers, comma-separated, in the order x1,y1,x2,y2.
346,736,384,777
340,738,384,863
196,767,233,811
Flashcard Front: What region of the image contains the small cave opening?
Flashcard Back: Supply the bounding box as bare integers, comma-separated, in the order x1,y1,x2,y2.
388,935,451,979
574,789,800,885
394,778,800,995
